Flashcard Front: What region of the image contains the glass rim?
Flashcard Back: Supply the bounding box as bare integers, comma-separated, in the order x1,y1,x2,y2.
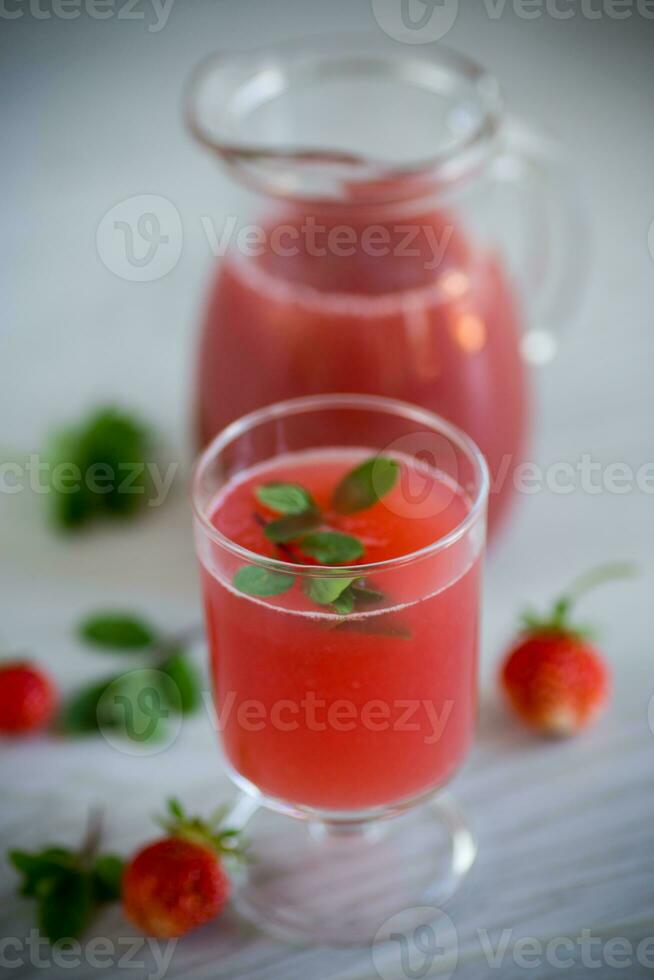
191,394,489,577
185,33,503,203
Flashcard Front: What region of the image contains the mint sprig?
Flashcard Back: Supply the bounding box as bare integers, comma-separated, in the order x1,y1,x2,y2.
253,456,400,560
232,458,409,628
8,813,123,943
45,407,162,531
60,614,202,737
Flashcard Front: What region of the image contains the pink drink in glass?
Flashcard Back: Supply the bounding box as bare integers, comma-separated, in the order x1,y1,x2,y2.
200,447,481,812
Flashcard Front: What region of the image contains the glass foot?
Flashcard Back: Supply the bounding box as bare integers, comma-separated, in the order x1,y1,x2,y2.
228,792,476,947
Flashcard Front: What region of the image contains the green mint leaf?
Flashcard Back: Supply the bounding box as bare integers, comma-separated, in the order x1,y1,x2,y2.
59,679,113,735
9,849,77,898
10,835,123,943
45,407,158,531
78,614,157,651
159,650,201,714
234,566,295,597
330,590,356,615
299,531,364,565
308,578,387,617
332,456,399,513
350,581,386,604
263,510,321,543
91,855,124,903
324,578,384,616
255,482,315,515
47,431,89,530
304,577,355,607
38,869,94,943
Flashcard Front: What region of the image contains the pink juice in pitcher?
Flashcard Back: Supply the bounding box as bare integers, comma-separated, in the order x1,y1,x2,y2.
196,206,527,532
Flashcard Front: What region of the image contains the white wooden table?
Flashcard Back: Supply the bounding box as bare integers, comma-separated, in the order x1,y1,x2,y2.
2,3,653,977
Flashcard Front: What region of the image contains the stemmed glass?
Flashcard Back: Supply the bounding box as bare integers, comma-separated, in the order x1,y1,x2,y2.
192,394,488,945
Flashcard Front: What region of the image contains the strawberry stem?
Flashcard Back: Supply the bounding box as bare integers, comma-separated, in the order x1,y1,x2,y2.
562,562,638,609
79,808,104,867
522,561,638,638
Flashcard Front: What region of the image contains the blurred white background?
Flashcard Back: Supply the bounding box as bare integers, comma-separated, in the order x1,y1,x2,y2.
2,0,653,577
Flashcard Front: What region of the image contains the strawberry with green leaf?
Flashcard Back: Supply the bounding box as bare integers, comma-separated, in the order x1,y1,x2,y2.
122,799,246,938
500,563,637,736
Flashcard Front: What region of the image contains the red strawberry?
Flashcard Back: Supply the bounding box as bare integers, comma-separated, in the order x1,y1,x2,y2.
501,633,609,735
500,563,635,736
122,799,245,938
0,661,58,734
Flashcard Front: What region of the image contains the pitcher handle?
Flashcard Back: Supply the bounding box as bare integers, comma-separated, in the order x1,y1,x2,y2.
493,120,590,365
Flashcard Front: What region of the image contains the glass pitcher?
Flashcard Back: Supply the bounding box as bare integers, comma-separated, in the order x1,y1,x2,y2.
186,35,586,533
